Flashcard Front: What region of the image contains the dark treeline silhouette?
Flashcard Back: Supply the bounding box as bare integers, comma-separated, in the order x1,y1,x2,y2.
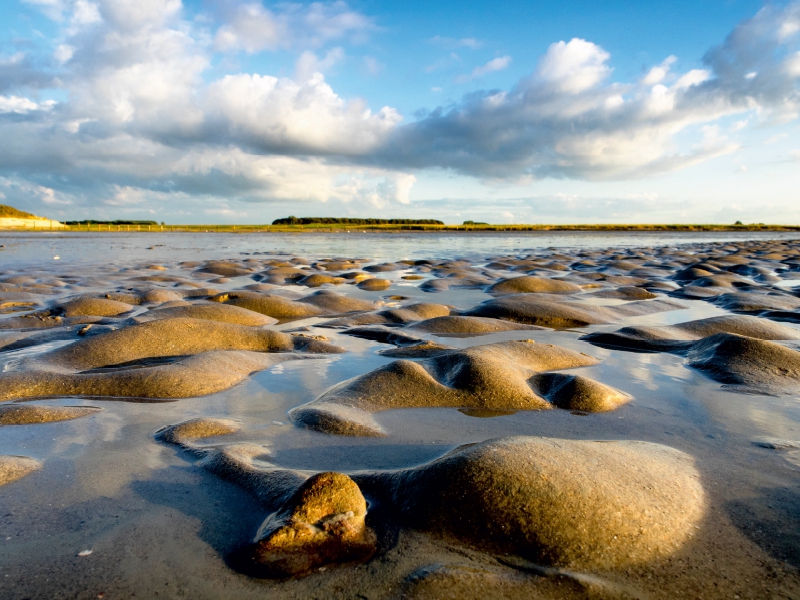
272,217,444,225
272,216,444,225
65,220,158,225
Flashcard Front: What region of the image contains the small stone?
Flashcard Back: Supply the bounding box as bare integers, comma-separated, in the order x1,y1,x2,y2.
247,472,376,578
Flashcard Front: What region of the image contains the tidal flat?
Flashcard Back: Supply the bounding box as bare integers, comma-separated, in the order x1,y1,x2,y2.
1,230,800,599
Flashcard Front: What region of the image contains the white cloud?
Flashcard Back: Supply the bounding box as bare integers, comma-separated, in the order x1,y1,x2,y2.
428,36,483,49
214,1,375,54
23,0,69,21
790,149,800,161
534,39,610,94
641,55,676,85
295,47,345,81
731,118,749,131
456,55,511,83
3,0,800,217
53,44,75,63
385,3,800,180
205,72,401,155
0,95,55,113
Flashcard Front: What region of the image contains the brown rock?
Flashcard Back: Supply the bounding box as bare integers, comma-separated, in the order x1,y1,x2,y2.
247,472,376,577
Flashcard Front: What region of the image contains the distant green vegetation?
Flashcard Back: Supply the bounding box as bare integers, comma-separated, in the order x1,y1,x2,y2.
64,219,159,225
463,220,488,225
272,216,444,225
0,204,38,219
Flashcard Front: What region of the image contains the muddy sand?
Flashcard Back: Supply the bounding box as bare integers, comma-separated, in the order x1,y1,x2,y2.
1,233,800,599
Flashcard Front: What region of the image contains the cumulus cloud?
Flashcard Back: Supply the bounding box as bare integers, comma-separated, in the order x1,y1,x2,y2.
204,72,401,154
641,56,677,85
0,95,45,114
382,3,800,180
213,1,375,53
3,0,800,218
0,0,412,217
294,47,345,81
456,55,511,82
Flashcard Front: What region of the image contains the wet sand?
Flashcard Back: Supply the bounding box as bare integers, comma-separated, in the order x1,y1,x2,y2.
1,232,800,599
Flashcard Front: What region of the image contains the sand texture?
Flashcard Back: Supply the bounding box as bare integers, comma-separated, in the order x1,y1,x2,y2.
2,234,800,599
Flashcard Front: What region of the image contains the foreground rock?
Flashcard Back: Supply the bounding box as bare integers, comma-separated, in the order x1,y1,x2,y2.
290,341,629,436
246,472,377,578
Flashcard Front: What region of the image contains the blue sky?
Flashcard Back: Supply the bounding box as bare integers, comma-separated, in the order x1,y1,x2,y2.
0,0,798,223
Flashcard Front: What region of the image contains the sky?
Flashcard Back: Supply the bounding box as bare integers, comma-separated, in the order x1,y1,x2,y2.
0,0,798,224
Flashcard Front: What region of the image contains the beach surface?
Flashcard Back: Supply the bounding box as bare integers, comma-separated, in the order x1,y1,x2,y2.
1,230,800,599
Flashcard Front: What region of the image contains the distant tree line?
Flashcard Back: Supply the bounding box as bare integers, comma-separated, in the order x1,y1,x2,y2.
64,220,159,225
272,216,444,225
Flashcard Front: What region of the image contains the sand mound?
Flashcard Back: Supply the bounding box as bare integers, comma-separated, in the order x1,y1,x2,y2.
255,267,309,284
420,276,493,293
357,278,392,291
50,297,134,317
246,472,377,578
197,261,254,278
355,436,705,569
406,316,543,336
341,326,426,347
0,318,344,401
529,373,631,412
364,263,404,272
297,274,346,287
0,314,100,330
487,276,581,295
157,423,376,577
102,289,187,305
136,303,278,326
296,290,376,313
377,341,456,358
0,404,100,425
290,341,626,436
464,296,684,328
213,292,325,319
0,324,113,353
582,315,800,352
0,455,41,486
685,333,800,393
587,286,657,300
156,417,242,446
158,423,702,572
711,292,800,313
320,303,451,328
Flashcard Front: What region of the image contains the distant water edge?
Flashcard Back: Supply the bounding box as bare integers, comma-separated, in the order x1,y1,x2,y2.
1,230,799,268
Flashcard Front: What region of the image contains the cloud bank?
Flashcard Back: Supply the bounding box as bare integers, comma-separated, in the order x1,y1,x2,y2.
1,0,799,218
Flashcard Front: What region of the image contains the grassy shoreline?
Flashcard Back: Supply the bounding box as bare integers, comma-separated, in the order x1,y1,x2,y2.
6,222,799,233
